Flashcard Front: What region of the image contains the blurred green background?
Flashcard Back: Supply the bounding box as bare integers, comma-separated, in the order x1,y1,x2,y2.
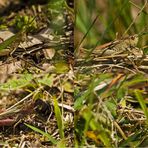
75,0,148,50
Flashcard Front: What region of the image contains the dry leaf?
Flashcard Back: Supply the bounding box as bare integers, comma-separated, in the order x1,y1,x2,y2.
43,48,55,59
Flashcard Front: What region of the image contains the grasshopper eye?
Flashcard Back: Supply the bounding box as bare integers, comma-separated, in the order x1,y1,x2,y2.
130,35,139,46
131,36,135,40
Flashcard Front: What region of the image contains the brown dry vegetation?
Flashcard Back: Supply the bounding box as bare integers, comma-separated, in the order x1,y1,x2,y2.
0,0,74,147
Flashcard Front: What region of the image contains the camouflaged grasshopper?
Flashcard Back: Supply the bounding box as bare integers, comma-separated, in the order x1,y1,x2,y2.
0,17,36,56
92,34,143,57
0,30,27,56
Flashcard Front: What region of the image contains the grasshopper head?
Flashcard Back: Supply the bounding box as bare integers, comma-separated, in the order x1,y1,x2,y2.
129,35,139,46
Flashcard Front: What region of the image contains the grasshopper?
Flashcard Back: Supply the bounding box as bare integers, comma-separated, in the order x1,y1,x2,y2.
92,34,143,57
0,16,36,57
77,34,144,60
0,30,26,56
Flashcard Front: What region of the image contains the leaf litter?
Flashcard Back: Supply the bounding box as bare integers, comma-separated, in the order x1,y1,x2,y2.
0,0,74,147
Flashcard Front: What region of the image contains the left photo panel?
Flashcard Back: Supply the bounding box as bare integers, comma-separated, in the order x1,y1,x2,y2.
0,0,74,147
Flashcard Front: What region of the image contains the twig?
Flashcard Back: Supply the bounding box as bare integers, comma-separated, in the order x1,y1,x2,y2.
75,13,100,54
114,121,127,140
130,1,148,15
0,87,43,118
19,57,45,71
58,103,75,112
76,63,137,74
123,1,147,36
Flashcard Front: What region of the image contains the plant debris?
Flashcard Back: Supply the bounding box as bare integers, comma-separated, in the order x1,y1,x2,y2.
0,0,74,147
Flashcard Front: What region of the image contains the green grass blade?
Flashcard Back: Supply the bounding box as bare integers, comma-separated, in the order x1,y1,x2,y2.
134,90,148,125
24,123,57,144
53,96,65,139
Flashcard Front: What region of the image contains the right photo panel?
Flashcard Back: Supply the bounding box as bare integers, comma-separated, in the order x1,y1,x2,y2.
74,0,148,147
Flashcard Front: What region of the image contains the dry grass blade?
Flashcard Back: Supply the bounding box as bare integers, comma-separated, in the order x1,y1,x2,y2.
123,0,147,36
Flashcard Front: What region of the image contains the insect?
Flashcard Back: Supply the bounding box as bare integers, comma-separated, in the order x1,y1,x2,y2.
76,34,143,60
0,16,36,57
0,30,27,56
92,34,143,57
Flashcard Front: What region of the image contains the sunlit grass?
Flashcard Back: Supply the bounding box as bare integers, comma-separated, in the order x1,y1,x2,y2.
75,0,148,147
